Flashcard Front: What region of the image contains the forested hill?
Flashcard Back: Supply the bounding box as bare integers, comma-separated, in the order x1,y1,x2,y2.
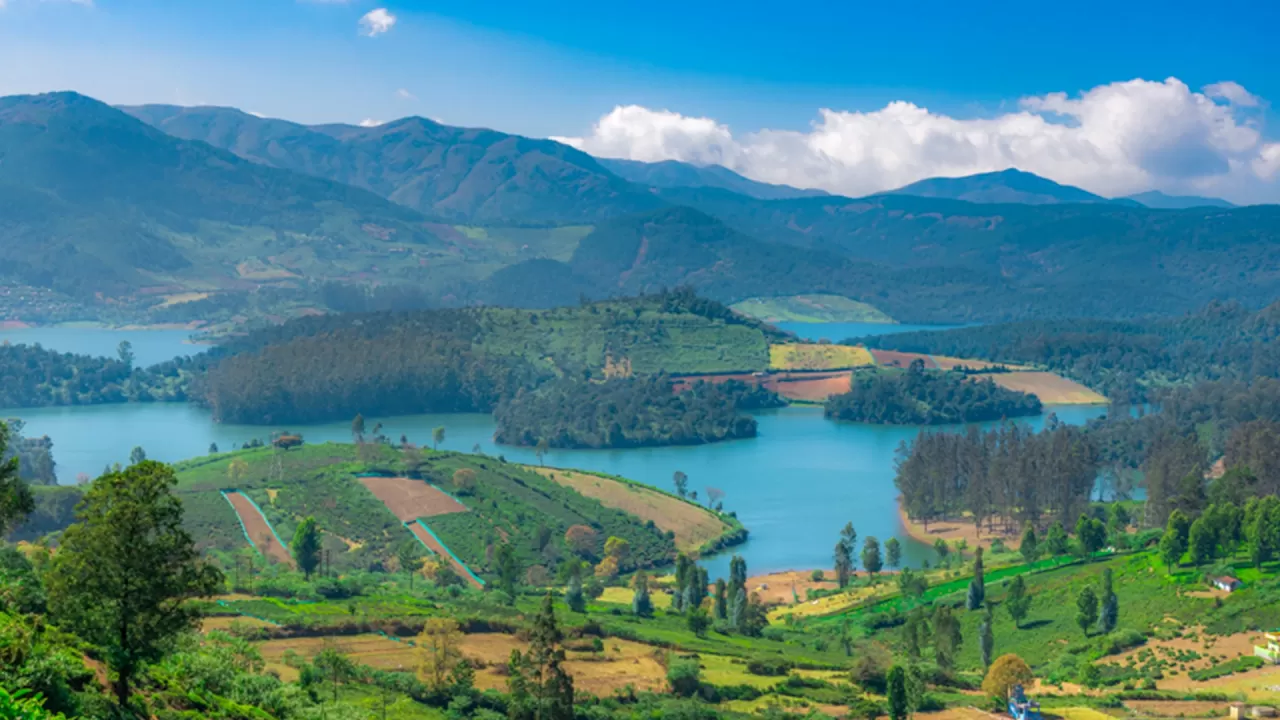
860,300,1280,402
825,362,1042,425
0,92,454,299
199,291,788,425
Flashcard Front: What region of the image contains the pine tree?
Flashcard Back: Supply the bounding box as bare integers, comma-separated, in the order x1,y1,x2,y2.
565,572,586,614
1020,523,1039,563
713,578,728,620
1097,568,1118,634
979,605,995,668
886,666,908,720
862,536,883,577
1076,586,1098,637
511,594,574,720
1045,521,1069,556
886,537,902,568
1005,574,1031,629
966,547,986,610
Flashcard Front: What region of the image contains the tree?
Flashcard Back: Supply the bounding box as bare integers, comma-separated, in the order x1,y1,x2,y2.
932,604,963,670
933,538,950,564
1097,568,1118,635
1005,574,1031,628
667,657,701,698
862,536,883,577
897,567,928,602
565,571,586,614
451,468,477,495
687,607,711,637
1189,516,1218,566
886,537,902,568
1075,586,1098,637
1019,523,1039,564
291,516,322,581
982,654,1033,702
886,665,908,720
1045,521,1069,556
834,540,854,589
129,446,147,466
497,543,521,603
507,594,574,720
313,645,356,702
417,618,464,693
564,525,597,557
631,571,653,617
967,547,986,610
397,539,424,590
535,438,550,466
1075,514,1107,560
706,486,725,509
1161,509,1190,573
46,461,223,707
208,442,219,454
673,471,689,498
432,425,446,451
603,536,631,566
905,664,927,719
117,340,135,370
226,457,248,486
979,605,995,668
0,422,34,538
351,413,366,443
1107,503,1131,538
713,578,728,620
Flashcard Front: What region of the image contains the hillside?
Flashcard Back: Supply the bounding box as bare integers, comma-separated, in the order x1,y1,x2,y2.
1125,190,1236,209
887,168,1121,205
731,294,895,323
124,104,664,224
0,92,457,300
597,158,827,200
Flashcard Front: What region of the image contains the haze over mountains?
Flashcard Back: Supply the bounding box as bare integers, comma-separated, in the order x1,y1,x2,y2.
2,91,1277,325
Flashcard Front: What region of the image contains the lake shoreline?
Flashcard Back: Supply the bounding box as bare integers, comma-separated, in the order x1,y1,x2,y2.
896,498,1023,550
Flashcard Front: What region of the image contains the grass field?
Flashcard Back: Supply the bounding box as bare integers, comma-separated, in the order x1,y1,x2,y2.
731,295,895,324
531,467,734,554
769,343,874,371
986,371,1109,405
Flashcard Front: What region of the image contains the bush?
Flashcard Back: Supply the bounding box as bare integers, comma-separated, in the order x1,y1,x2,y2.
1188,655,1264,681
746,657,794,677
667,658,701,697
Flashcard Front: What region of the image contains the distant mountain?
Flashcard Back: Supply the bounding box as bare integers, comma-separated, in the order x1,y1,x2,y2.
886,168,1129,205
596,158,827,200
1124,190,1236,209
124,104,664,224
0,92,453,298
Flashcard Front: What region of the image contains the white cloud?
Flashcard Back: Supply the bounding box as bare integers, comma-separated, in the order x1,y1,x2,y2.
558,78,1280,203
395,88,415,100
358,118,384,127
359,8,396,37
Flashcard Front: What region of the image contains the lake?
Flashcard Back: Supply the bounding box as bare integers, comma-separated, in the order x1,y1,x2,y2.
0,326,202,367
1,324,1107,578
776,321,970,342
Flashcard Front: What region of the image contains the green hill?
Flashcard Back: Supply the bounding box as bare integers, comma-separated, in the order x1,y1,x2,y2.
731,295,895,323
124,104,664,224
0,92,459,300
597,157,827,200
886,168,1122,205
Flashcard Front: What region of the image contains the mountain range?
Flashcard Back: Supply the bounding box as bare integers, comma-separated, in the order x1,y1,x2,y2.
1,91,1276,325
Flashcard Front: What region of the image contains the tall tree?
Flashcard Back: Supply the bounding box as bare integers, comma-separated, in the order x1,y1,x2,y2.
1097,568,1118,635
564,569,586,614
351,413,366,444
1160,510,1190,573
631,570,653,617
672,470,689,498
886,666,908,720
835,523,857,587
1044,521,1069,556
979,604,995,668
0,422,34,538
129,446,147,466
1019,523,1039,563
967,547,986,610
291,516,322,581
432,425,446,451
1188,516,1218,566
1075,586,1098,637
932,604,963,670
117,340,135,370
713,578,728,620
397,539,424,591
417,618,464,693
496,543,521,603
518,593,574,720
46,461,222,707
1005,575,1031,629
862,536,883,578
885,537,902,569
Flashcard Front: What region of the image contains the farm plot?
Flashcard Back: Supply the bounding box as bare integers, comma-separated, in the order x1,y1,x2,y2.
984,371,1108,405
770,343,874,371
461,634,666,696
358,476,468,521
223,491,293,567
532,467,731,553
406,521,484,589
869,348,938,369
772,371,851,401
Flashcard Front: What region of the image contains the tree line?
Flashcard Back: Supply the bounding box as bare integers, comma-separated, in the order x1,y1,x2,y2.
895,419,1099,533
0,341,187,408
825,360,1041,425
494,377,782,449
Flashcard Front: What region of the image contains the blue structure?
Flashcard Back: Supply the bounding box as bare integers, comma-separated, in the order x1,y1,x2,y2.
1008,684,1041,720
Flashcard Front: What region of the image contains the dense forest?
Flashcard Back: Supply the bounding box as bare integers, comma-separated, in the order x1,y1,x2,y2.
895,420,1099,532
825,361,1042,425
1,419,56,484
494,377,783,449
0,341,187,407
861,301,1280,402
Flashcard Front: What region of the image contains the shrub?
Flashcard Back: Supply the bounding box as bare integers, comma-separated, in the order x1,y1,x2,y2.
746,657,794,677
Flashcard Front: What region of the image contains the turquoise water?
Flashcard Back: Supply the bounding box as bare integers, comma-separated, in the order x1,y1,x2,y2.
0,326,202,367
3,401,1108,578
775,321,967,342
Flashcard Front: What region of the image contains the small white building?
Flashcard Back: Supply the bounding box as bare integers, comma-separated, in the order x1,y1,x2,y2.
1214,576,1242,593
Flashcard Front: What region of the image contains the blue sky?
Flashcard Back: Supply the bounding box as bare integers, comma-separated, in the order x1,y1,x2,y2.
2,0,1278,201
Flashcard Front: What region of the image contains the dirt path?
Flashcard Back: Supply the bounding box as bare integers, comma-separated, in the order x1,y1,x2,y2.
897,501,1022,550
407,521,483,589
224,491,293,567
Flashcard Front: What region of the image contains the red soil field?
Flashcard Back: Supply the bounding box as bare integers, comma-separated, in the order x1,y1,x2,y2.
225,491,294,567
869,349,938,369
772,372,851,401
407,522,483,589
358,476,468,522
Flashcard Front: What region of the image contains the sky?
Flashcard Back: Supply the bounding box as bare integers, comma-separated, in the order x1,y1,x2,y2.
1,0,1278,203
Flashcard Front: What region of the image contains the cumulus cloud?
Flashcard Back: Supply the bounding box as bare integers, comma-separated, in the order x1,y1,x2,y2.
395,88,415,100
558,78,1280,203
359,8,395,37
358,118,385,127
